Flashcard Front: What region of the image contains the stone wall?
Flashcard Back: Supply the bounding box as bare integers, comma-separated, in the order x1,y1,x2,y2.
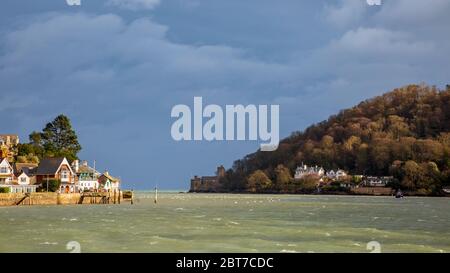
58,193,80,205
0,193,25,206
351,187,394,196
0,192,122,206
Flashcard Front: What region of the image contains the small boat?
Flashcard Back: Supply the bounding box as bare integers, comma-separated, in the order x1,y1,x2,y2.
395,190,404,199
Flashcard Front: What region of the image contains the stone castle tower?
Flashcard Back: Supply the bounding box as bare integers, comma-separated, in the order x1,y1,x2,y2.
216,165,226,178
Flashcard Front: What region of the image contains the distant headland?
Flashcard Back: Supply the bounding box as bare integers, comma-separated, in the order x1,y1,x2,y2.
190,84,450,197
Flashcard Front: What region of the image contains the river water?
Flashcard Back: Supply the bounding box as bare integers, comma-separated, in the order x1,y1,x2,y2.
0,193,449,253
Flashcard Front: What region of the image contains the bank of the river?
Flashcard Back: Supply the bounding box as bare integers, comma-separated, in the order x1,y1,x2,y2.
191,187,450,197
0,192,127,206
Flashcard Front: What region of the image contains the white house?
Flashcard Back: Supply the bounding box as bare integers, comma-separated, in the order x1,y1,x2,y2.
72,160,100,191
0,158,14,187
98,171,120,192
9,171,39,193
0,160,38,193
326,169,348,181
294,164,325,180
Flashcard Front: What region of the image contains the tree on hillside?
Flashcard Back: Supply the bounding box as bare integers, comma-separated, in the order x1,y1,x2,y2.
297,174,320,193
274,164,292,191
247,170,272,193
220,84,450,195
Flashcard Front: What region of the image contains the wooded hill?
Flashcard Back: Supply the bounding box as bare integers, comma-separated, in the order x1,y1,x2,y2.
221,84,450,195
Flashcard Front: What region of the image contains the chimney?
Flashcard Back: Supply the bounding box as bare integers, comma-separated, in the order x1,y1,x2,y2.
82,160,88,167
73,160,79,172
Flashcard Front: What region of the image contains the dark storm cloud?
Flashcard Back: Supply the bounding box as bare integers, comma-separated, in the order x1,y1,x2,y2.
0,0,449,189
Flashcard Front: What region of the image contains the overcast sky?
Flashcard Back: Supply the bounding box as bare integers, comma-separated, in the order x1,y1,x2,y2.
1,0,449,190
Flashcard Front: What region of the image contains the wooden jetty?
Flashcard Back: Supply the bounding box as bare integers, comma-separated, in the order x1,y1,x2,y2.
78,191,124,205
121,190,134,204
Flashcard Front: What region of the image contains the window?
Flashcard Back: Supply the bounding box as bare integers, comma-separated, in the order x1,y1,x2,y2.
61,170,69,181
0,167,8,174
20,177,27,183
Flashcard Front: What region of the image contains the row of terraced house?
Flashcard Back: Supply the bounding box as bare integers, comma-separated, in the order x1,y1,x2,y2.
0,134,120,194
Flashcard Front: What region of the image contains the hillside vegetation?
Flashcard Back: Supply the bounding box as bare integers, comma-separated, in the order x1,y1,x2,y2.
221,84,450,195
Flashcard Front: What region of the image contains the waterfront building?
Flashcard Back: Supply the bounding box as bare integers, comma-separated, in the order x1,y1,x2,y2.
0,159,38,193
35,157,76,193
98,171,120,192
0,157,15,185
190,165,225,192
294,164,325,180
361,176,394,187
326,169,348,180
12,163,39,193
72,160,100,191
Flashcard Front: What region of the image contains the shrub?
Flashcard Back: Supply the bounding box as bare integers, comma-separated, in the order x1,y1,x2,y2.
42,179,61,192
297,174,320,192
0,187,11,193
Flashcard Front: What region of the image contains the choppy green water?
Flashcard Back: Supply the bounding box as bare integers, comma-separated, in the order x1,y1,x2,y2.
0,193,449,253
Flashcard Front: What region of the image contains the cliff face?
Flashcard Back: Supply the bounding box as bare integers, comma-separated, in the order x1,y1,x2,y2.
220,84,450,194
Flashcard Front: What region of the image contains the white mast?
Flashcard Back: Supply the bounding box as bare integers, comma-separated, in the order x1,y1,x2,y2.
93,160,97,191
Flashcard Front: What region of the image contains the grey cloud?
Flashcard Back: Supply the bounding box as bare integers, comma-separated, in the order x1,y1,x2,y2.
324,0,368,29
1,1,449,188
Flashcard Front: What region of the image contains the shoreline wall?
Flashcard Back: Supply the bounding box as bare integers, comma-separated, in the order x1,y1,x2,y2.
350,187,394,196
0,192,123,206
0,193,78,206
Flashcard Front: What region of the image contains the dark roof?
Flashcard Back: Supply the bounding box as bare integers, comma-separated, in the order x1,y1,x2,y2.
35,157,66,175
14,163,38,176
